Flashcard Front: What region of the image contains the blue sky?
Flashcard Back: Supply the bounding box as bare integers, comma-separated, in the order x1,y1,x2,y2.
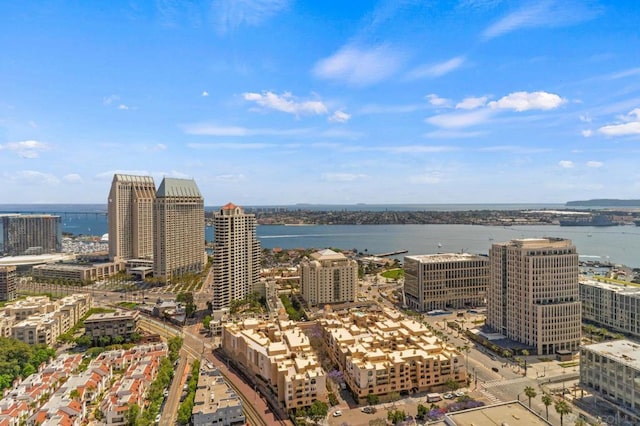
1,0,639,205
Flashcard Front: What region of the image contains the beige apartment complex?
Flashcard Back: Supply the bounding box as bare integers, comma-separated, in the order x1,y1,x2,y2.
108,174,156,261
191,366,245,426
153,178,205,283
4,294,92,345
318,308,467,402
299,249,358,306
221,318,327,411
84,310,139,343
0,214,61,256
580,279,640,339
404,253,488,312
212,203,261,311
0,265,17,301
487,238,581,355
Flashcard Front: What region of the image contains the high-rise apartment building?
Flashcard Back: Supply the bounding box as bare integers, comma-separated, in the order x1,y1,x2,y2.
0,214,61,256
300,249,358,306
0,266,17,301
212,203,260,311
153,178,205,283
107,174,156,261
486,238,581,355
404,253,488,312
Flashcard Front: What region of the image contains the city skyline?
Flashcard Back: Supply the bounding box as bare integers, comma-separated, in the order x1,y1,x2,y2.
1,1,639,205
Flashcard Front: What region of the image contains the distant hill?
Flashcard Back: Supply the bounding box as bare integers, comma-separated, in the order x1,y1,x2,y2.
566,199,640,207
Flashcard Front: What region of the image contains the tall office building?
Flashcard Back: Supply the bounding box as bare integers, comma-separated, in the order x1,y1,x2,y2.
212,203,260,311
107,174,156,261
153,178,205,283
0,266,17,301
404,253,488,312
0,214,61,256
300,249,358,306
486,238,581,355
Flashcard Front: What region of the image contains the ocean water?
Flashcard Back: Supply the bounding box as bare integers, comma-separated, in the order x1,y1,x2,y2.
1,204,638,268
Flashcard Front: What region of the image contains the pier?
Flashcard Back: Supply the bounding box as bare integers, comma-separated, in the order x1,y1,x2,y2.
372,250,408,257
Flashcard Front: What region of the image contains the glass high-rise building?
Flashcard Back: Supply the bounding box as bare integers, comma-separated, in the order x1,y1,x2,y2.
153,178,205,283
212,203,261,311
107,174,156,261
0,214,61,256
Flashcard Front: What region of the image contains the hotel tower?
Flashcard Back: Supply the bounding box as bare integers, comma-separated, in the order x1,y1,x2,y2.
212,203,261,311
107,174,156,261
486,237,581,355
152,178,205,283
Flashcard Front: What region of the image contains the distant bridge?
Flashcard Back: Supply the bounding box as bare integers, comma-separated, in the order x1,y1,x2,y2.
372,250,408,257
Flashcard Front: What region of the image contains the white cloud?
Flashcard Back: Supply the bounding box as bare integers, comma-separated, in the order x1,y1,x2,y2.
426,94,451,107
182,123,310,137
426,109,493,128
212,0,290,34
597,108,640,136
482,1,598,40
1,140,50,158
423,130,486,139
146,143,167,152
559,160,574,169
478,145,551,154
118,104,129,110
581,129,593,137
456,96,488,110
407,56,465,79
201,91,209,97
328,110,351,123
62,173,83,183
579,114,592,123
243,91,327,116
409,171,443,184
103,95,119,105
488,91,565,111
321,173,369,182
214,174,246,182
358,104,424,114
313,44,405,86
587,161,603,168
188,142,274,150
4,170,59,185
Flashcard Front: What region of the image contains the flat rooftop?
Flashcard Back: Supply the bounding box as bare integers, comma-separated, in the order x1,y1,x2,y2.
582,339,640,369
406,253,486,263
445,401,551,425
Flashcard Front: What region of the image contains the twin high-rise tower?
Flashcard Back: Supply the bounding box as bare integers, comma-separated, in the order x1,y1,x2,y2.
108,174,205,283
108,174,259,309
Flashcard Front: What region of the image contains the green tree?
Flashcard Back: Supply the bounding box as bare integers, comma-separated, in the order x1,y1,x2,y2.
69,389,80,400
309,400,328,422
554,399,572,426
366,393,380,405
387,409,406,425
524,385,537,408
203,315,212,330
75,334,92,347
416,404,428,420
446,378,459,391
541,393,553,420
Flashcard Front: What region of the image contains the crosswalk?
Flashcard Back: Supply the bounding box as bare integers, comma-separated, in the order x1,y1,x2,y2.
483,376,531,389
478,387,501,404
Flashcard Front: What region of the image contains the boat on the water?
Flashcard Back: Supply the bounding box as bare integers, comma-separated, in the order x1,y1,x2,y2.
559,214,619,227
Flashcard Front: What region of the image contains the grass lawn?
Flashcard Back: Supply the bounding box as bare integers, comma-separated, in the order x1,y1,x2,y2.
381,269,404,280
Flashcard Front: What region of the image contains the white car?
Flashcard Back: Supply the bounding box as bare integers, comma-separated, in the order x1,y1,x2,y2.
333,410,342,417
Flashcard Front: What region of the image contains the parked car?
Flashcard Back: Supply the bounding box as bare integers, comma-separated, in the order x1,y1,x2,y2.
333,410,342,417
361,406,376,414
454,390,465,397
443,392,454,399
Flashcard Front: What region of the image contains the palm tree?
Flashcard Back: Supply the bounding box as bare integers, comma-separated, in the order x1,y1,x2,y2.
541,393,553,420
554,398,572,426
523,386,537,408
521,349,529,375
